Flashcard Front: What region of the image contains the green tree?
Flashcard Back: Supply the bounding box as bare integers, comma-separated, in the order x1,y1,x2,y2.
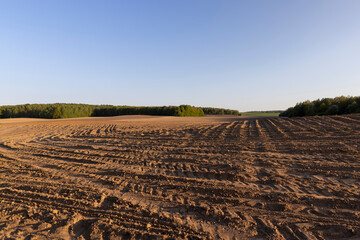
52,107,62,119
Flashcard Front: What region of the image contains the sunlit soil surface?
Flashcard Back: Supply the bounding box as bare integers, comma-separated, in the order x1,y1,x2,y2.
0,115,359,239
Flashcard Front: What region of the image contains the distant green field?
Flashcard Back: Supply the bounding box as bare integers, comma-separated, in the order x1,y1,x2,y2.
241,111,281,117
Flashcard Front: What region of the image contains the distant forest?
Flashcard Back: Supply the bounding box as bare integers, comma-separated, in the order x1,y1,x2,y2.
280,96,360,117
92,105,205,117
0,104,240,119
201,107,240,115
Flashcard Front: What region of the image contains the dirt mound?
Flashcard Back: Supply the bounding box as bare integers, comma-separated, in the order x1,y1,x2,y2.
0,115,359,239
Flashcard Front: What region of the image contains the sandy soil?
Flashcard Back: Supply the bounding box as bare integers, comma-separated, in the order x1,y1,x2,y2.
0,115,359,239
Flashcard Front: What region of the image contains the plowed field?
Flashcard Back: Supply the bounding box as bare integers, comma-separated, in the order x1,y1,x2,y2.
0,115,359,239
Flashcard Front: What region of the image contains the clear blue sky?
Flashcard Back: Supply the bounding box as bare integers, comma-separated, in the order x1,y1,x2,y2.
1,0,359,111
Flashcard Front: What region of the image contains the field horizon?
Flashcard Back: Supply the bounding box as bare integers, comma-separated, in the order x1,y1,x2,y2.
1,1,360,239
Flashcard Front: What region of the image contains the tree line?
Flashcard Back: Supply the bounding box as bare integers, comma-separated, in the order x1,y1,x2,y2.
201,107,240,115
0,103,101,119
280,96,360,117
0,103,240,119
92,105,205,117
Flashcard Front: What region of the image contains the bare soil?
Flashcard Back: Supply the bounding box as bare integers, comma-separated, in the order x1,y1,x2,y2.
0,115,359,239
